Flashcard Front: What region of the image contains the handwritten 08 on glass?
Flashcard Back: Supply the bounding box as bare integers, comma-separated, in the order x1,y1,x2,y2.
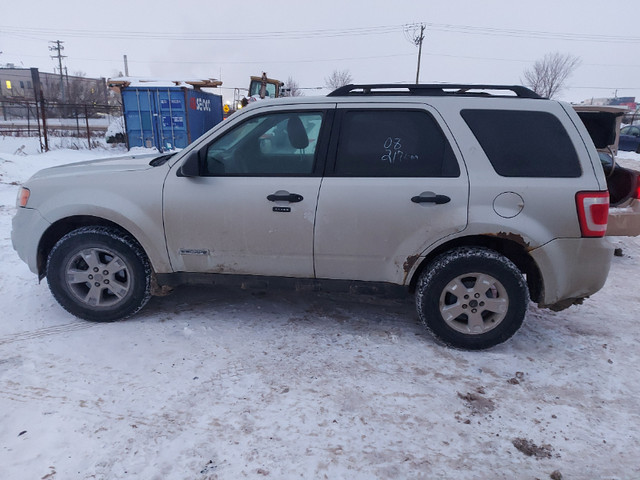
381,137,419,164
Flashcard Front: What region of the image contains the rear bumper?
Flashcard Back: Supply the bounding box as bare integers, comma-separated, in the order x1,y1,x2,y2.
530,237,613,307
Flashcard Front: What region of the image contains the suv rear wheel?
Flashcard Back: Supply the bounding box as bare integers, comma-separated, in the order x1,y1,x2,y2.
416,247,529,350
46,226,152,322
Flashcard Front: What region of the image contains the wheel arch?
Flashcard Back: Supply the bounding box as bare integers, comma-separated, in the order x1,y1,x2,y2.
408,234,543,303
37,216,143,279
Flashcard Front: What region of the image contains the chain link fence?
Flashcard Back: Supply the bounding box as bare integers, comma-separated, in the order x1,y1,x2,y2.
0,99,124,151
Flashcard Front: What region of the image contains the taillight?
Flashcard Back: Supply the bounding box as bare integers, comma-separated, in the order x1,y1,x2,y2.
576,191,609,237
635,176,640,200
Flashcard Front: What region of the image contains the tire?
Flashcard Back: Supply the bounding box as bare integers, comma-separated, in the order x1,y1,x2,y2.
415,247,529,350
46,226,152,322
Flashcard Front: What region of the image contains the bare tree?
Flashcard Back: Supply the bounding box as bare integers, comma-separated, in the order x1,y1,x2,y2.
325,69,353,90
42,71,107,106
522,52,581,99
283,76,303,97
66,71,107,105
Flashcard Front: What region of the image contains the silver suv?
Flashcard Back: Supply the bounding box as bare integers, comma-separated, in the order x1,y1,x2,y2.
12,84,613,349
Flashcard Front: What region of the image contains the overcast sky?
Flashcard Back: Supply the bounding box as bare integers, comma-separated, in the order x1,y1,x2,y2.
1,0,638,104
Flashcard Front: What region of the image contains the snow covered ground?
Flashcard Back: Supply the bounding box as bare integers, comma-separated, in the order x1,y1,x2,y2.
1,136,639,480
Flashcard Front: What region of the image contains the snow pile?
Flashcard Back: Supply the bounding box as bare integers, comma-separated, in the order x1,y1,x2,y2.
617,149,640,166
105,116,126,139
1,139,639,479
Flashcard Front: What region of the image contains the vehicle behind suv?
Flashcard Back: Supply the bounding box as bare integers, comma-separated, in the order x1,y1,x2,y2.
574,105,640,236
619,125,640,153
12,84,613,349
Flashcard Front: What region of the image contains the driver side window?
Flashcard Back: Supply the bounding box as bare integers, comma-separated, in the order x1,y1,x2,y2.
204,112,323,176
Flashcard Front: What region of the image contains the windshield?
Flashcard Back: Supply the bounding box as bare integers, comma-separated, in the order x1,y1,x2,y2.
249,81,277,98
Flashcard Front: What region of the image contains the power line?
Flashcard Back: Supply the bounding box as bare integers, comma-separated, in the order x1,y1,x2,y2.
1,50,416,66
569,85,640,90
5,42,640,76
0,24,401,41
2,22,640,44
6,47,640,73
424,22,640,44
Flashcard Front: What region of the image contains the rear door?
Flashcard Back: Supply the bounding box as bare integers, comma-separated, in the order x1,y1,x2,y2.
313,105,469,284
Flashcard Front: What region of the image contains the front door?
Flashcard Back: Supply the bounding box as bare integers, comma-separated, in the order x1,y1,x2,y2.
163,108,331,277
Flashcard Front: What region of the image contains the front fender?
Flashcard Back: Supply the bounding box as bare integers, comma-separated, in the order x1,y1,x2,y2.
28,167,172,274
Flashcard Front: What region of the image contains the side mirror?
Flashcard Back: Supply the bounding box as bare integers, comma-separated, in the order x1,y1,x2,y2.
177,150,201,177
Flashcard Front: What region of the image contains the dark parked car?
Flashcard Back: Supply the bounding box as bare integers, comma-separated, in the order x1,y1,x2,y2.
619,125,640,152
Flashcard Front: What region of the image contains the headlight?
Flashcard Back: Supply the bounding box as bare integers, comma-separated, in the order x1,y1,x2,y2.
17,187,31,207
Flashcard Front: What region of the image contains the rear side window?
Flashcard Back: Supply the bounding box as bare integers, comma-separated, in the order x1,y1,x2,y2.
461,109,581,177
334,110,460,177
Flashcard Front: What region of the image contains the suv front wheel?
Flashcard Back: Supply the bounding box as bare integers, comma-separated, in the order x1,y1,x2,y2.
416,247,529,350
46,226,152,322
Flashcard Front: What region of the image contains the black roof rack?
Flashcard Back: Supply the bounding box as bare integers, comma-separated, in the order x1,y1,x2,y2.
327,84,542,99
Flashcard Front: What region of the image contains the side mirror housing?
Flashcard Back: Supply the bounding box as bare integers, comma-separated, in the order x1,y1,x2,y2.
177,150,201,177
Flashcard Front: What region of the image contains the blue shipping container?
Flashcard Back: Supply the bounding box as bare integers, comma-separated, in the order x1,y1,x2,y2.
121,87,223,151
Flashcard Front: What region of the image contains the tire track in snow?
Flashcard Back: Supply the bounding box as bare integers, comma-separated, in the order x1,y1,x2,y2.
0,321,97,345
0,386,152,426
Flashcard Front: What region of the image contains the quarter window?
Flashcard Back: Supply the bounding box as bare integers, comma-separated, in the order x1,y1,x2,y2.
203,112,323,176
461,109,581,177
333,110,460,177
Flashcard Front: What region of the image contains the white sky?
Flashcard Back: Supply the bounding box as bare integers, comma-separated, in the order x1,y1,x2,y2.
1,0,638,104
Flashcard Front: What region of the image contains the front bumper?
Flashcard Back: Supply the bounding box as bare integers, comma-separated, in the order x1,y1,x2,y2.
11,207,51,275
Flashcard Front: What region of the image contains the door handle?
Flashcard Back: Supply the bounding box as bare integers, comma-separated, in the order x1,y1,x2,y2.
411,192,451,204
267,192,304,203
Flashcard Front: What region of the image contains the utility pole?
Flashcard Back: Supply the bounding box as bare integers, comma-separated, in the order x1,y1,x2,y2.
30,68,48,152
49,40,67,102
404,23,426,84
415,24,425,84
123,55,129,76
